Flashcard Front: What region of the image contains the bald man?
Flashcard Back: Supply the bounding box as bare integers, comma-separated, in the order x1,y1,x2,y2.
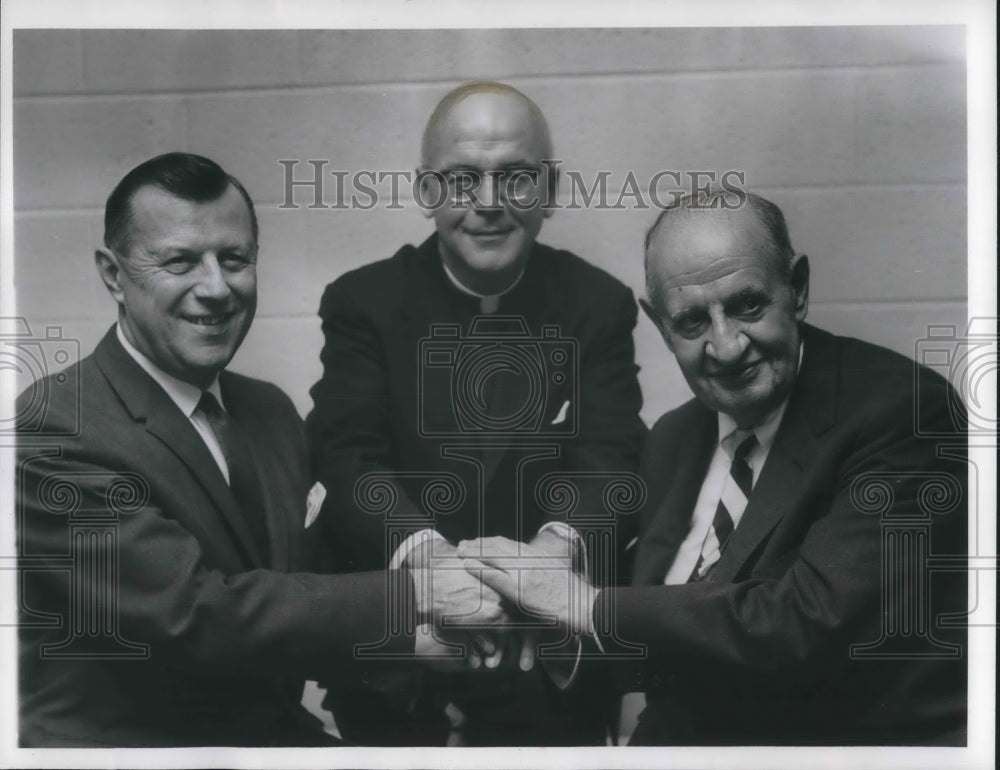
460,192,968,745
305,81,645,745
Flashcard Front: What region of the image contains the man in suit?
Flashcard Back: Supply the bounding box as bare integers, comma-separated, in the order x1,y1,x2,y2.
460,191,968,744
15,152,503,747
306,81,646,744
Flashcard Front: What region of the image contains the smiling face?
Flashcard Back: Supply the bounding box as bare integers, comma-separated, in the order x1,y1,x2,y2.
420,91,553,295
644,207,809,428
98,184,258,388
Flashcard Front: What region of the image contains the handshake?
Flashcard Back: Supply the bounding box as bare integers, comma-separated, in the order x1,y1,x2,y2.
407,528,598,673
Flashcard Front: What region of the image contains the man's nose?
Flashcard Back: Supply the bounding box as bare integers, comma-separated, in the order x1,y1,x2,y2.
705,316,749,364
472,172,503,211
193,255,231,300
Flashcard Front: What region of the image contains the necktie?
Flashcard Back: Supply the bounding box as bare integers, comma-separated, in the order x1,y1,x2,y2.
197,392,271,566
690,432,757,582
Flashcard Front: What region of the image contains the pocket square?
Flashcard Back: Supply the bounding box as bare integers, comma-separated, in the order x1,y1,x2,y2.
551,399,571,425
305,482,326,528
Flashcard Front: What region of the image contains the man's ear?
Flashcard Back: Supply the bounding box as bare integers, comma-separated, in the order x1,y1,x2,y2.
416,167,438,220
95,248,126,304
639,298,674,352
789,253,810,322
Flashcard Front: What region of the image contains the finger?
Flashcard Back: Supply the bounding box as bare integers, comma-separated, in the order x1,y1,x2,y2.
519,631,538,672
462,558,517,600
458,536,520,560
470,633,495,657
485,646,504,669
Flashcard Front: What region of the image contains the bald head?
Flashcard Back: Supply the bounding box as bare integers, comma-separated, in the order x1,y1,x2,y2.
420,81,553,167
644,192,795,314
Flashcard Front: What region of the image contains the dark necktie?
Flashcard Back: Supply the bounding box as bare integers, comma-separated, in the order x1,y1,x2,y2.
197,391,271,566
690,432,757,582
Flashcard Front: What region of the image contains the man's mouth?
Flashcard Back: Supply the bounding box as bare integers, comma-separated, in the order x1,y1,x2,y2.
465,228,514,239
710,361,761,383
182,311,235,327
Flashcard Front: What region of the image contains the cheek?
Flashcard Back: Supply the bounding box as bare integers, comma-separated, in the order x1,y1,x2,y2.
673,345,704,376
230,272,257,300
433,207,466,231
508,207,545,233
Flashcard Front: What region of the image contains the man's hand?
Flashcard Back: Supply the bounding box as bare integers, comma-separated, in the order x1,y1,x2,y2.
458,536,598,637
410,560,509,629
527,526,578,569
414,624,505,672
403,535,457,569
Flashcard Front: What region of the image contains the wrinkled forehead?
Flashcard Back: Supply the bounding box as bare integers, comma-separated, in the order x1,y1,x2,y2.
127,184,255,246
647,208,782,289
657,256,773,291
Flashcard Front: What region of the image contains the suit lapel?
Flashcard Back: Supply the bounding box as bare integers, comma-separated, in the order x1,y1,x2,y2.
94,329,265,568
710,324,839,583
221,376,292,571
633,405,717,585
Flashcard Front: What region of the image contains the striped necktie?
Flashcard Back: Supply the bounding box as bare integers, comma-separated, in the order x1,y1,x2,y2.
197,391,271,566
690,432,757,582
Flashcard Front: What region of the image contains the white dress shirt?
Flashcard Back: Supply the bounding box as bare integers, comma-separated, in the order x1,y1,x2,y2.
662,403,788,584
662,342,804,585
116,324,230,483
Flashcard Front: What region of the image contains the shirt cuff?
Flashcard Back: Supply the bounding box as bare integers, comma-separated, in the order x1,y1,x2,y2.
541,636,583,690
389,529,446,569
536,521,588,576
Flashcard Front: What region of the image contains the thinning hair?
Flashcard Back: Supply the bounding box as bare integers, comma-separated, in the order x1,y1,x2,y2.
420,80,554,165
103,152,258,256
643,191,795,313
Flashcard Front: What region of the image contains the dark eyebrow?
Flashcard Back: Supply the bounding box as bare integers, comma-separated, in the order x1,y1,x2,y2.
726,287,769,306
668,306,706,324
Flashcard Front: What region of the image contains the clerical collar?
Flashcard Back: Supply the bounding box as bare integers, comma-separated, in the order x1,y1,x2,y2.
116,323,223,417
440,260,526,315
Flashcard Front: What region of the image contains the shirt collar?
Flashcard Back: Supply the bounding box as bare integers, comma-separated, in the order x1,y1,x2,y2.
716,340,804,456
116,324,223,417
441,260,526,302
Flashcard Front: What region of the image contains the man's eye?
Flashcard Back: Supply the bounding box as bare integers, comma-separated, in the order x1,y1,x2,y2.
162,257,195,273
673,316,706,337
735,297,766,317
446,171,482,190
221,254,251,269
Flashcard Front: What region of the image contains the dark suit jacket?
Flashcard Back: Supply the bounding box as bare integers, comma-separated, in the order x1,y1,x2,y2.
596,324,967,745
306,234,646,573
305,234,646,744
16,328,413,747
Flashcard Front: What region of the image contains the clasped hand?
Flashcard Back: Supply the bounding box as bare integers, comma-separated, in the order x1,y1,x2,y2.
409,533,596,672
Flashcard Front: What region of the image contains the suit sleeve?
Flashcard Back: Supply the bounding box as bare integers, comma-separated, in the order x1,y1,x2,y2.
306,279,433,571
595,372,966,692
559,284,647,585
17,444,416,686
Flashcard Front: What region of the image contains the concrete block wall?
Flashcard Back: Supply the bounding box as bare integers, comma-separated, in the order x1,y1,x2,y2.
12,27,967,424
